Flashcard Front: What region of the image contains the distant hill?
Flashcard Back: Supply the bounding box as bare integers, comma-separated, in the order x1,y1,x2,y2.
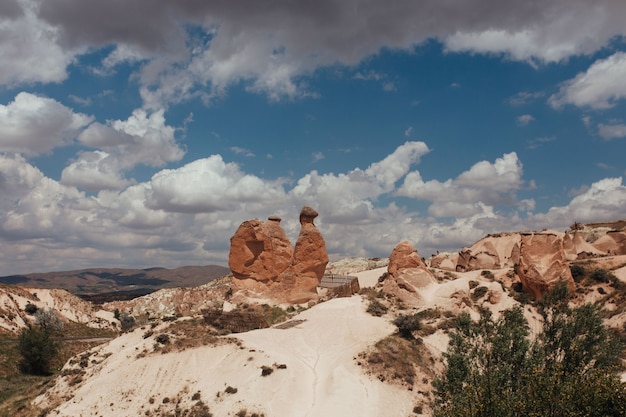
0,265,230,300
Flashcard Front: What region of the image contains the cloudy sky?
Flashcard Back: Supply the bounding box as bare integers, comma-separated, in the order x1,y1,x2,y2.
1,0,626,275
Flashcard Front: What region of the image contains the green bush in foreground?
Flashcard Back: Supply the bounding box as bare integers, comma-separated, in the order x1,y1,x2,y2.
18,325,59,375
432,283,626,417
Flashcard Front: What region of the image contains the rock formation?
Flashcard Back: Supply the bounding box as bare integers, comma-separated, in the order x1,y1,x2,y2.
383,241,436,305
562,230,605,260
229,216,293,284
429,252,457,271
592,231,626,256
455,233,520,272
229,207,329,304
517,231,575,300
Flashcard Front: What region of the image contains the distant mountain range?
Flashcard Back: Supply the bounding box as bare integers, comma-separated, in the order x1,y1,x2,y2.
0,265,230,300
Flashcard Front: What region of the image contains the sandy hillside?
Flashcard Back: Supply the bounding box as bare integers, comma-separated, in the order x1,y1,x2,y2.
37,294,414,417
31,253,626,416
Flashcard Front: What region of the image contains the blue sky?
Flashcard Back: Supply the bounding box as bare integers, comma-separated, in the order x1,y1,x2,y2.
1,0,626,275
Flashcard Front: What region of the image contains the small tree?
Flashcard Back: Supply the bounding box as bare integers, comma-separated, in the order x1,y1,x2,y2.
118,312,136,331
18,325,59,375
393,313,422,339
432,283,626,417
34,308,64,334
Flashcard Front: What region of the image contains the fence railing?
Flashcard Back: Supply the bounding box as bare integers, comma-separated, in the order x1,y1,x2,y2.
319,274,358,289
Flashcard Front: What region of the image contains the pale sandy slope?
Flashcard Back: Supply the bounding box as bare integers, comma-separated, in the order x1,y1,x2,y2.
38,294,414,417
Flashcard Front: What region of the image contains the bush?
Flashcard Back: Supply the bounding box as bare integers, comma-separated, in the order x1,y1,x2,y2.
393,314,422,339
432,283,626,417
366,300,388,317
480,270,494,279
570,264,586,282
34,308,64,333
471,286,489,301
18,325,59,375
591,268,617,284
118,313,136,331
24,303,39,314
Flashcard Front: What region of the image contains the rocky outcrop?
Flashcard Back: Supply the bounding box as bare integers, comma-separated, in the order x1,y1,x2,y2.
563,230,605,260
104,278,230,318
291,207,329,284
456,233,520,272
517,231,575,300
429,252,457,271
0,285,115,334
229,216,293,283
229,207,329,304
383,241,436,305
388,240,426,276
592,231,626,256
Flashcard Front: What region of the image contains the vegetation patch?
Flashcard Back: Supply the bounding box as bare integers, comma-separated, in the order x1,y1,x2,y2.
366,299,389,316
470,286,489,301
432,283,626,417
357,334,434,387
0,317,115,417
480,270,495,280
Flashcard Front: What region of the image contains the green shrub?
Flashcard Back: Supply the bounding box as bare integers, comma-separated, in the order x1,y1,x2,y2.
591,268,617,284
24,303,38,315
118,313,136,331
432,283,626,417
393,314,422,339
480,270,494,279
18,325,59,375
366,300,388,317
570,264,586,282
471,286,489,301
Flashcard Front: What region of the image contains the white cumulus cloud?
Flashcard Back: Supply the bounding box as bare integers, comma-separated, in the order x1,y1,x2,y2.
549,52,626,109
63,109,185,190
531,177,626,229
397,152,524,217
146,155,287,213
0,92,93,155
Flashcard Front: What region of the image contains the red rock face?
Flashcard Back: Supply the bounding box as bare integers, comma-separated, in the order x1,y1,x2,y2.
229,207,329,304
384,241,435,306
517,232,575,300
228,218,292,282
388,240,425,278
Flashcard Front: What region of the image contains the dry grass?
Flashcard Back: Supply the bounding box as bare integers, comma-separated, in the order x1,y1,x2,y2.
357,334,435,388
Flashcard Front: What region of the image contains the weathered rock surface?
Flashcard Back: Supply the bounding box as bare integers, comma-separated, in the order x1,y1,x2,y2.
104,278,230,318
0,285,115,334
517,231,575,300
383,241,436,305
429,252,457,271
563,230,605,260
593,231,626,256
229,207,329,304
456,233,520,272
228,217,293,283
